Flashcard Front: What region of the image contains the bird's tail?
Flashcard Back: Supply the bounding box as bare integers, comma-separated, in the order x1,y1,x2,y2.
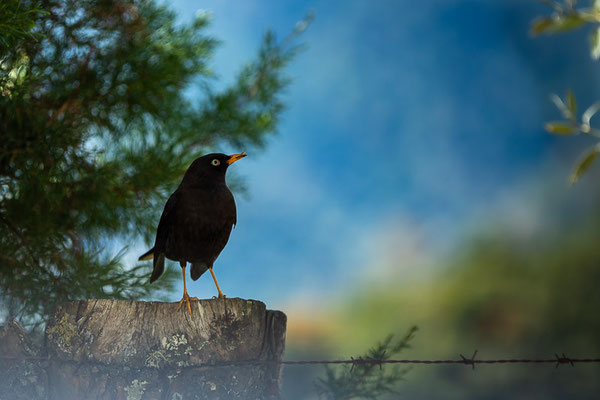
138,248,154,261
191,263,208,281
149,253,165,283
139,247,165,283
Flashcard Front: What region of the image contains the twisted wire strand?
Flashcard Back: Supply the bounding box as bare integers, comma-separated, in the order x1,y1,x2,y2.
1,353,599,368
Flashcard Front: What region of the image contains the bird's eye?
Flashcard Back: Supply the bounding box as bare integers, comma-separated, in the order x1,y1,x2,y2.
211,159,220,166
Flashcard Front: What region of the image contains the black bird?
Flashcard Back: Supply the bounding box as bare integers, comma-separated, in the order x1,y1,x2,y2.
138,152,246,314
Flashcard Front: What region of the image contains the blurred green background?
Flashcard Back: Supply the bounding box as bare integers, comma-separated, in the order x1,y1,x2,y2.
282,179,600,399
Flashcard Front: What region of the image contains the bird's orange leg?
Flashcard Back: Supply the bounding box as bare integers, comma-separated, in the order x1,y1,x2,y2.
178,262,199,314
209,267,226,298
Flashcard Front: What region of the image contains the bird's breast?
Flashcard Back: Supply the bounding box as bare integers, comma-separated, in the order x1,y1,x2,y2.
165,185,236,264
179,185,236,218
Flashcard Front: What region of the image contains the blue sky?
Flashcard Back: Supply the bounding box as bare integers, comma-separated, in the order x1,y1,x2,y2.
135,0,600,310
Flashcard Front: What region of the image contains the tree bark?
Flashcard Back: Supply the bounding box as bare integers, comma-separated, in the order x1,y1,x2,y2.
0,320,47,400
1,298,286,399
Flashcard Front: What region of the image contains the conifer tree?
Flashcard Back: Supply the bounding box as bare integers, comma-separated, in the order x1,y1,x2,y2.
0,0,299,329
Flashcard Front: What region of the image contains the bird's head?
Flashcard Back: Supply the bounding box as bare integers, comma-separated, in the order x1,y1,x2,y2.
181,152,246,187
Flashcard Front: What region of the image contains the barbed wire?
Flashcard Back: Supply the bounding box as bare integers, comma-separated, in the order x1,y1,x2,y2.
279,352,600,370
2,351,600,369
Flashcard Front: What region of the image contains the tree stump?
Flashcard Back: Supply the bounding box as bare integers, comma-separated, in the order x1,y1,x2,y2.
0,320,47,400
44,298,286,400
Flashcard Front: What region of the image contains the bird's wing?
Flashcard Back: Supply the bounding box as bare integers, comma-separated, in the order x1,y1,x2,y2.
232,193,237,227
149,190,180,283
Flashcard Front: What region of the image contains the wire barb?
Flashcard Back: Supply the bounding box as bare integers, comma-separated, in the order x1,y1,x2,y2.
460,350,478,370
349,356,357,373
555,353,574,368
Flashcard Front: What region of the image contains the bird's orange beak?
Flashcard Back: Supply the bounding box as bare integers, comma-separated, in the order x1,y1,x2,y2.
227,152,247,165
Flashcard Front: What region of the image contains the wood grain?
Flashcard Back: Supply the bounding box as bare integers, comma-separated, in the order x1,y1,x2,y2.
40,298,286,399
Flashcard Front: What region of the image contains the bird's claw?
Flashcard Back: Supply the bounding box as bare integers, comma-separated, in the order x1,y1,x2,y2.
178,293,199,315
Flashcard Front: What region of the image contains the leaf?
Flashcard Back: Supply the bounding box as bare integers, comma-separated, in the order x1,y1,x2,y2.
531,17,557,35
595,0,600,12
570,145,600,184
531,14,586,35
553,14,586,32
545,121,577,135
566,89,577,116
591,27,600,60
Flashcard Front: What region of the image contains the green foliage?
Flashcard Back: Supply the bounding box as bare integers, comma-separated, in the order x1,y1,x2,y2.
542,91,600,183
533,2,600,183
570,143,600,182
312,185,600,399
435,209,600,398
0,0,302,330
591,25,600,58
315,327,417,400
542,89,600,182
531,14,586,36
0,0,47,50
531,1,600,59
545,90,600,130
531,0,600,56
544,88,600,182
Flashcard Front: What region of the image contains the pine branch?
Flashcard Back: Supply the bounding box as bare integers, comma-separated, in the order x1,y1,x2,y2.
315,326,418,400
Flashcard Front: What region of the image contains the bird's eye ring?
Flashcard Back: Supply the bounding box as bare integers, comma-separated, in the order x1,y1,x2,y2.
211,159,220,166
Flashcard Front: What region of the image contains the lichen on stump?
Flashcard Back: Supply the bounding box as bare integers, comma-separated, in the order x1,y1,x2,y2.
44,298,287,399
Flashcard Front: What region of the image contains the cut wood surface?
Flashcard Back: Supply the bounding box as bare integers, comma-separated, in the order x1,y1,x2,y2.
0,298,287,400
46,298,286,368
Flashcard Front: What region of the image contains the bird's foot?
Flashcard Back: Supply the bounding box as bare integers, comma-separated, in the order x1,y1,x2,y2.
178,293,200,315
212,293,227,299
